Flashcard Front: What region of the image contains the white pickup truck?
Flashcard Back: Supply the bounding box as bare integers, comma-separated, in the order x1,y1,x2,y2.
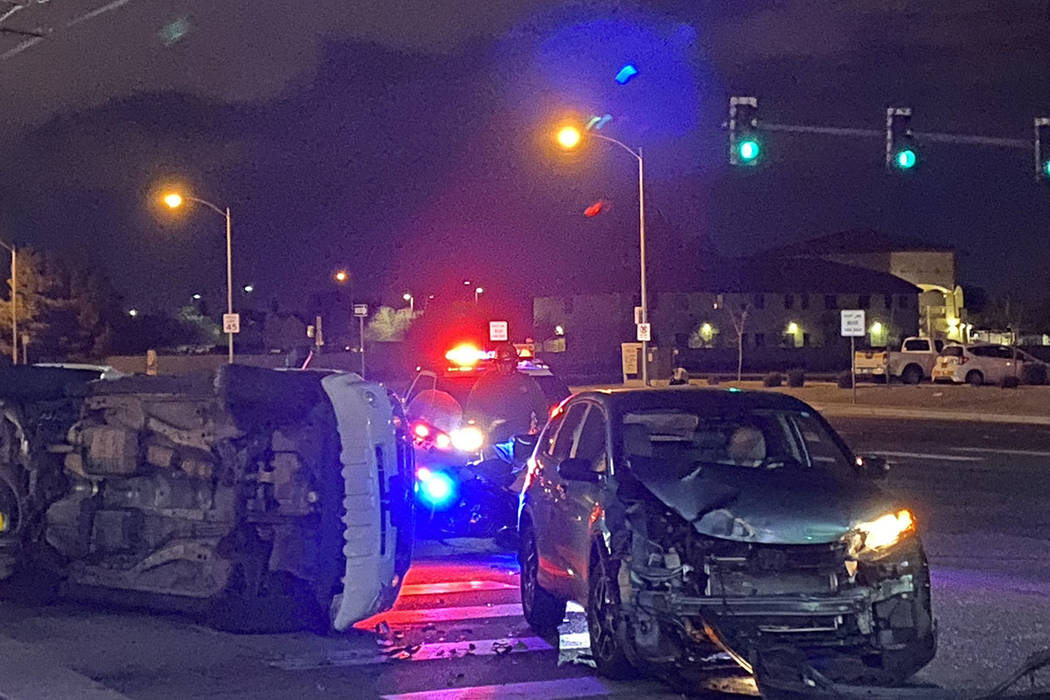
854,336,946,384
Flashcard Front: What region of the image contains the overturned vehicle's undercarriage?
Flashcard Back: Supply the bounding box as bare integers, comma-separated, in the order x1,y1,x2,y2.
602,462,937,691
0,365,413,632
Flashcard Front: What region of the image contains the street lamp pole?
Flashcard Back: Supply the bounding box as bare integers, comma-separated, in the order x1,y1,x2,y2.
167,194,235,363
0,240,16,365
578,131,650,386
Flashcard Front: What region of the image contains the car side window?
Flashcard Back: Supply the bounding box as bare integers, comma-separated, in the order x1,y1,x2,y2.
903,339,928,351
573,405,609,473
541,413,566,459
969,346,991,358
994,346,1014,359
552,404,588,463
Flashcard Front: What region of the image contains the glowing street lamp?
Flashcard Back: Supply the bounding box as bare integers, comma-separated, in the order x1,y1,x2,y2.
161,189,235,364
556,126,582,150
474,287,484,304
403,292,414,313
554,122,651,384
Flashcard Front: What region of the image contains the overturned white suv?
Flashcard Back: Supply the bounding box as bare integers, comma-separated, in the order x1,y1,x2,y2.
0,364,413,632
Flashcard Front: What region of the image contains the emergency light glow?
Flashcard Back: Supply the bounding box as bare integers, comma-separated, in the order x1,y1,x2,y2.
413,423,430,439
445,344,487,367
417,470,456,508
615,64,638,84
451,425,485,453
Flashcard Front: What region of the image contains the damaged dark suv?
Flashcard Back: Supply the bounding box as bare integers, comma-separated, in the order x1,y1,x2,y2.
517,388,935,688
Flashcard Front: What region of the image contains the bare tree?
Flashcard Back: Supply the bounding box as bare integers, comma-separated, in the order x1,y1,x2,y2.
725,302,751,381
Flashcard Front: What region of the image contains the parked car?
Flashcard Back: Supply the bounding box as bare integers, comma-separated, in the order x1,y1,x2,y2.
854,336,945,384
932,343,1047,386
517,388,935,688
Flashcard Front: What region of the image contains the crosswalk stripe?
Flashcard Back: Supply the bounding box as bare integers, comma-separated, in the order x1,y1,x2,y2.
270,632,591,670
356,601,584,628
871,450,983,462
379,676,683,700
951,446,1050,458
399,580,517,596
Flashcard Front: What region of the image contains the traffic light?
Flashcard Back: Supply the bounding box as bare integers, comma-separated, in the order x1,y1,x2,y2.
886,107,917,172
1035,117,1050,182
729,96,761,166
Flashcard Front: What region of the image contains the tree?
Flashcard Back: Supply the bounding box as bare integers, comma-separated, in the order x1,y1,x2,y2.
0,248,122,361
365,306,415,342
725,302,750,381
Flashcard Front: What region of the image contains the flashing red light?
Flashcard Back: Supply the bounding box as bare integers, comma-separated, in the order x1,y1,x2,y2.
445,343,486,367
584,201,604,217
413,423,430,439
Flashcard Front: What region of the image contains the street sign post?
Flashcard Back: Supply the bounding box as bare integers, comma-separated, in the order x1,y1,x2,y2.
840,310,865,404
352,305,367,376
222,313,240,334
636,323,651,342
489,321,509,342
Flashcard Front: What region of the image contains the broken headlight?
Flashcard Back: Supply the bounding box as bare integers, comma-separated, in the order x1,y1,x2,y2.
851,509,915,555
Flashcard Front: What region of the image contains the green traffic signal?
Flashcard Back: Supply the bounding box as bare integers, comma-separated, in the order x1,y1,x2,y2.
1043,159,1050,179
895,148,917,169
738,139,760,162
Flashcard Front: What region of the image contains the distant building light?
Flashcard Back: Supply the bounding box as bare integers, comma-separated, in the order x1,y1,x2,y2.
128,309,139,318
787,322,799,334
243,284,254,293
870,321,884,334
192,293,202,301
554,325,565,336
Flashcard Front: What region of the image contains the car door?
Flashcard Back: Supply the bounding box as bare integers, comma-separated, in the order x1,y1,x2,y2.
529,403,587,595
552,402,611,600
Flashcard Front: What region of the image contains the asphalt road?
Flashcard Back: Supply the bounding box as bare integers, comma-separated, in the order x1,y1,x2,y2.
1,416,1049,699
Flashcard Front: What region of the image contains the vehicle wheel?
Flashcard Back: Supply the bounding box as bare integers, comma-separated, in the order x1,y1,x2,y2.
587,548,637,680
519,521,566,634
901,365,923,385
966,370,984,387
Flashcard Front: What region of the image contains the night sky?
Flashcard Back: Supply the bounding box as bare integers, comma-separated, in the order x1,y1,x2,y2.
1,1,1049,317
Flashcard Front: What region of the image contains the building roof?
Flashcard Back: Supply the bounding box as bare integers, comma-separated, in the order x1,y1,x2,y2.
768,228,953,256
539,256,920,297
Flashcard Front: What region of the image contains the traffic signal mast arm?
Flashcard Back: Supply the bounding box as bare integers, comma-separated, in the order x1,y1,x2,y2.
758,122,1029,149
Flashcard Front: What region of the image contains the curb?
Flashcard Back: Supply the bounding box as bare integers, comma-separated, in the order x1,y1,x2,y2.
810,403,1050,425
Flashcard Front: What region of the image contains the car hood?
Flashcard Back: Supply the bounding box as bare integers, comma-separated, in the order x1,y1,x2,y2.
635,464,900,545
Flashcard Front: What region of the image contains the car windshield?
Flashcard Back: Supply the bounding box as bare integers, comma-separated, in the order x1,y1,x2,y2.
621,408,853,478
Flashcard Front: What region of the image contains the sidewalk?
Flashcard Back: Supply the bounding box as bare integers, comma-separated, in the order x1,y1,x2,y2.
569,380,1050,425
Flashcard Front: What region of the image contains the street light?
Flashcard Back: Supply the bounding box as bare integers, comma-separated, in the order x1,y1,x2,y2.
474,287,484,304
0,238,16,364
163,190,235,364
556,123,651,385
403,292,414,313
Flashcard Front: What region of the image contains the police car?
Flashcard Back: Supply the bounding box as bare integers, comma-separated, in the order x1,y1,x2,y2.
403,343,569,516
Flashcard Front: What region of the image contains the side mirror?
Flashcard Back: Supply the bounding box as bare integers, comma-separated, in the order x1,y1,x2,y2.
557,457,601,483
855,454,889,480
512,433,538,463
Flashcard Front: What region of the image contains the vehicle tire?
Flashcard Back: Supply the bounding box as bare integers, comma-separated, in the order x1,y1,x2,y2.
587,547,638,680
519,520,566,634
901,365,923,385
966,370,984,387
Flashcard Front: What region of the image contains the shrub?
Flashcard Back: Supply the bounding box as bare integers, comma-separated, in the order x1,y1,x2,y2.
837,370,853,389
707,375,721,386
763,372,783,388
1001,375,1021,389
786,368,806,387
1022,363,1048,385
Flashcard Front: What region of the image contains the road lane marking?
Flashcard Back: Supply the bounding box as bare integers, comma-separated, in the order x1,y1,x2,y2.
871,450,983,462
380,676,685,700
950,447,1050,458
270,632,591,670
399,580,517,596
356,601,583,627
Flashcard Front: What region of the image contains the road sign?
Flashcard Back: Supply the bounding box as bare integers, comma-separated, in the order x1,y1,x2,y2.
840,310,865,337
222,313,240,334
353,304,368,317
636,323,651,342
489,320,509,342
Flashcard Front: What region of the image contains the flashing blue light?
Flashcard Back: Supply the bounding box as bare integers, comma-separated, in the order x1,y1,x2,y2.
417,470,456,508
615,64,638,84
